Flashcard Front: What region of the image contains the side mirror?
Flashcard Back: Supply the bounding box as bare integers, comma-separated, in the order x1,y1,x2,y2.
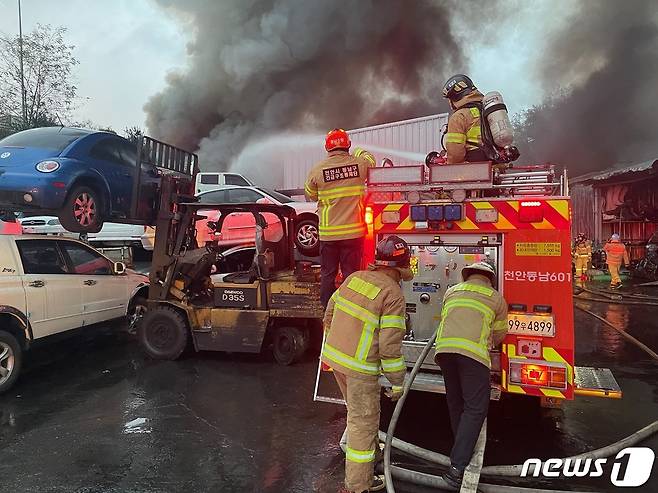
256,197,273,205
114,261,126,275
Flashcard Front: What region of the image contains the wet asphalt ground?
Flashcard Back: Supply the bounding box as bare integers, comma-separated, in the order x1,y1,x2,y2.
1,274,657,493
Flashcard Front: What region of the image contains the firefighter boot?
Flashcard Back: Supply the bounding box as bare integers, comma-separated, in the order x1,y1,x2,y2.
442,466,464,491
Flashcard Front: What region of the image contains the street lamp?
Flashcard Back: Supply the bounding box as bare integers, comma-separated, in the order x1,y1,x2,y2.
18,0,27,126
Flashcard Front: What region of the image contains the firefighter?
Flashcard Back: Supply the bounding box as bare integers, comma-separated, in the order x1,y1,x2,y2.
573,232,592,281
442,74,486,164
604,233,629,289
305,128,376,307
322,235,413,493
434,262,508,490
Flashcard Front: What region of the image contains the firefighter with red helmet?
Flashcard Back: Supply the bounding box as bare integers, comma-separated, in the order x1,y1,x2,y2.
305,129,376,307
322,235,413,493
573,233,592,282
434,262,508,490
442,74,486,164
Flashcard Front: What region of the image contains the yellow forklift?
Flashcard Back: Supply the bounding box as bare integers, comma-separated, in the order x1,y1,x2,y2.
133,138,323,365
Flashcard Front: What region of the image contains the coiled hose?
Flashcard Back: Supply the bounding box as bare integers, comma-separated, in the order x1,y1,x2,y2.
381,331,658,491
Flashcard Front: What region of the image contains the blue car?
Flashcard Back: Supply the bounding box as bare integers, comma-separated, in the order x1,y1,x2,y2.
0,127,159,233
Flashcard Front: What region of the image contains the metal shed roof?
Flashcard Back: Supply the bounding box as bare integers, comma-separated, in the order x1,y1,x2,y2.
570,159,658,185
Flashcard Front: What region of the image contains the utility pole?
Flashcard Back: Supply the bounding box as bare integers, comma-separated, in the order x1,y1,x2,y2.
18,0,27,127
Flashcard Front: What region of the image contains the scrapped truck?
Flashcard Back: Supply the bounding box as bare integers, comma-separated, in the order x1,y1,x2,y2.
315,161,622,406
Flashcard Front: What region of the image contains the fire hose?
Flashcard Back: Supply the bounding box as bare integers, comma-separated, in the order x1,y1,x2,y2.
382,330,658,492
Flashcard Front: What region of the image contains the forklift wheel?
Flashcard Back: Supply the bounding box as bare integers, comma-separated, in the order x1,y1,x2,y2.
138,306,189,360
272,326,309,365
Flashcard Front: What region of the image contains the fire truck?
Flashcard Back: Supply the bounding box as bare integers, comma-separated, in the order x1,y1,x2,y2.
315,161,622,406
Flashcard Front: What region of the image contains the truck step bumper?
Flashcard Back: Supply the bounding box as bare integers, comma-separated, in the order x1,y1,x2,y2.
574,366,622,399
379,372,502,400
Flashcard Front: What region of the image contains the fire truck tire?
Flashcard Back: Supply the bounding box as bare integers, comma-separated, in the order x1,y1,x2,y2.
138,306,189,360
272,326,309,365
294,218,319,257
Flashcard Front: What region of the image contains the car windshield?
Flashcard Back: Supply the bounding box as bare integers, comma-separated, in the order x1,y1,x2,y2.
0,127,87,152
257,187,293,203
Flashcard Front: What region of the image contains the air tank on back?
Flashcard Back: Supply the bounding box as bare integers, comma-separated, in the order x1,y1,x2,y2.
483,91,514,148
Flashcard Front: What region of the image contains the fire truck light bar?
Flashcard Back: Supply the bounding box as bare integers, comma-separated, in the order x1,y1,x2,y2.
509,359,568,390
429,162,492,184
368,165,424,185
519,200,544,222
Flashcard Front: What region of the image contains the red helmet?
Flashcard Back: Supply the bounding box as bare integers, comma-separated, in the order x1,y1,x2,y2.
325,128,351,152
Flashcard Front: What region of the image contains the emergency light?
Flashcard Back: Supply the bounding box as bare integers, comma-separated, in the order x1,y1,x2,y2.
444,204,463,221
519,201,544,222
427,206,443,221
429,162,491,184
368,165,424,185
365,206,374,225
410,205,427,222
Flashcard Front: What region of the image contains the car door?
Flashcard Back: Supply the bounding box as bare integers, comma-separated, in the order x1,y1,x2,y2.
15,239,84,338
89,137,134,216
59,241,127,325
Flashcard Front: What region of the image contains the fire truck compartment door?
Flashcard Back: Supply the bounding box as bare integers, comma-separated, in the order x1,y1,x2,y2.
401,242,499,342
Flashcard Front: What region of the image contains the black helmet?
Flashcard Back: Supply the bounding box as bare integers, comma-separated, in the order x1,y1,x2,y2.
442,74,476,101
375,235,411,268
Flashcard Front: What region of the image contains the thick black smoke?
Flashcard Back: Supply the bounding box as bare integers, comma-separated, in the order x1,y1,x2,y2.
145,0,461,170
516,0,658,175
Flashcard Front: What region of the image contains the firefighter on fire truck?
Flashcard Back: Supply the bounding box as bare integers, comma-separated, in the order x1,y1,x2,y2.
305,128,376,307
434,261,508,490
442,74,486,164
572,232,592,282
322,235,413,493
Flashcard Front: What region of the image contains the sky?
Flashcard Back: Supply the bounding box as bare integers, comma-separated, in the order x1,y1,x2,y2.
0,0,186,131
0,0,564,133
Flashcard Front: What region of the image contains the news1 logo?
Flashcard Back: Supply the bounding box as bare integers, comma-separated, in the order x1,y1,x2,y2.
520,447,655,487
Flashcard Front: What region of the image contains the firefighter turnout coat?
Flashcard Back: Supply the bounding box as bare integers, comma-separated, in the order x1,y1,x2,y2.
305,149,376,241
435,274,508,368
445,90,485,164
321,267,407,387
604,240,629,266
573,240,592,261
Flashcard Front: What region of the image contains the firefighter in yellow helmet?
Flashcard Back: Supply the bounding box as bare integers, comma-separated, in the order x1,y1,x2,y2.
305,129,376,307
442,74,486,164
434,262,508,490
322,235,413,493
572,233,592,282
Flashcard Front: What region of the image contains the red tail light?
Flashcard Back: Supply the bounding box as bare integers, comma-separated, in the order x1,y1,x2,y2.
519,201,544,222
509,360,567,389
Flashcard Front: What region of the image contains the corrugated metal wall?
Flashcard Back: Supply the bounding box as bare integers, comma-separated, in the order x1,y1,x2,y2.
282,113,448,189
570,184,596,240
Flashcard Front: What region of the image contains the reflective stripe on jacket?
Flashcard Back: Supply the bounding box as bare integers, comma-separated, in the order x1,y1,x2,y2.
604,240,629,266
435,274,508,369
445,91,484,164
305,149,375,241
321,267,407,386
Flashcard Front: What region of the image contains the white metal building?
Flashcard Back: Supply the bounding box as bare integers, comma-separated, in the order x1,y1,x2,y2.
280,113,448,190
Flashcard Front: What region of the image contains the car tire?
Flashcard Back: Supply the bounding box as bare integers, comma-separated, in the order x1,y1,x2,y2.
0,330,22,395
60,185,104,233
294,218,319,257
138,306,189,360
272,326,309,366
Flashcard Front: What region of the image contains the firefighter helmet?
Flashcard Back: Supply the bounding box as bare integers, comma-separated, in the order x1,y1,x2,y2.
462,261,496,285
611,233,620,241
325,128,351,152
374,235,411,268
442,74,476,101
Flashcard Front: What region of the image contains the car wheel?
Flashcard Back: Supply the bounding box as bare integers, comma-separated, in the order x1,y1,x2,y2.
294,218,319,257
0,331,22,395
138,306,189,360
60,185,103,233
272,326,309,365
126,296,147,335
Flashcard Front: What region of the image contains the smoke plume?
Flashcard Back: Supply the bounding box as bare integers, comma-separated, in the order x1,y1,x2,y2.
145,0,461,172
516,0,658,175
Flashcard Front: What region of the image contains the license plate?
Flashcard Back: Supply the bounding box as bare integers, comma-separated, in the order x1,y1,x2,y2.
507,313,555,337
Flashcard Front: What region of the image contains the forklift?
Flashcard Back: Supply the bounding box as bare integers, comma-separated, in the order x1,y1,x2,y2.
132,136,324,365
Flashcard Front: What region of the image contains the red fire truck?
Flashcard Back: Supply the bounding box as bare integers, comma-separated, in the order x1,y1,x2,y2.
314,161,621,406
